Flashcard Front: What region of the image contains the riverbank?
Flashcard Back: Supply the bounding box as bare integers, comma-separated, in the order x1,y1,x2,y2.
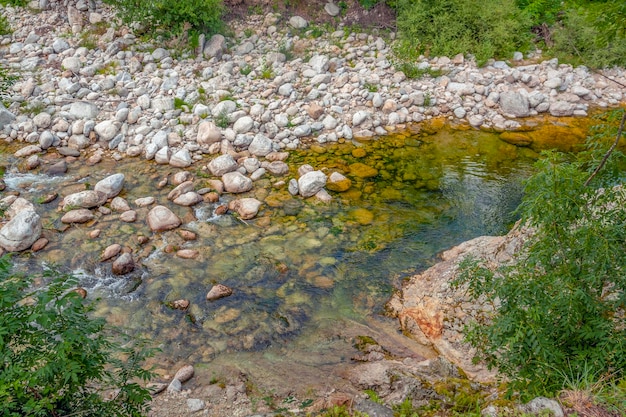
1,1,625,416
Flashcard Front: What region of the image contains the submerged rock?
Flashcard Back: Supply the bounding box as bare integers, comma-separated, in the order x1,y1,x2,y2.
206,284,233,301
112,252,135,275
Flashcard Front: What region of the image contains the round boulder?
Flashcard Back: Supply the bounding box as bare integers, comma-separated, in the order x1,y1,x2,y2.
94,173,125,199
0,210,42,252
222,172,253,193
147,205,181,232
298,171,327,198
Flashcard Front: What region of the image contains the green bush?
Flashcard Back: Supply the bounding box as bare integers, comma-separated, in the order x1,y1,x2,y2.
456,110,626,396
0,256,156,416
0,0,27,6
551,0,626,68
103,0,225,38
516,0,562,25
395,0,532,65
0,65,17,107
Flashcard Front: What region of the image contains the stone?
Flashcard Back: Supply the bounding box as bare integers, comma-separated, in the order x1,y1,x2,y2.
154,146,171,164
33,112,51,129
352,110,369,126
94,120,120,141
499,91,530,117
265,161,289,176
168,181,194,201
204,34,227,59
173,192,203,206
0,104,15,129
39,130,56,149
120,210,137,222
520,397,564,417
176,249,199,259
25,155,40,170
325,2,340,16
147,206,181,232
206,284,233,301
15,145,41,158
197,121,222,145
187,399,205,413
309,55,329,73
0,210,42,252
111,197,131,212
112,252,134,275
248,134,273,156
62,190,107,210
233,116,254,134
135,197,155,207
289,15,308,29
47,161,68,175
172,172,193,185
326,172,352,192
298,171,327,198
349,162,378,178
94,173,125,199
387,225,531,382
170,149,192,167
167,379,182,393
61,208,94,224
101,243,122,261
69,101,99,119
31,237,48,252
222,172,253,193
208,154,238,176
228,198,262,220
549,101,575,116
307,102,324,119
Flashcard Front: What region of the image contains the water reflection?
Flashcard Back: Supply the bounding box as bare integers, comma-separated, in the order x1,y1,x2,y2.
0,126,537,371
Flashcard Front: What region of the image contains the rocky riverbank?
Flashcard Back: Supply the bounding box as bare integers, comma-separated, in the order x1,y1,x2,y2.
1,1,625,416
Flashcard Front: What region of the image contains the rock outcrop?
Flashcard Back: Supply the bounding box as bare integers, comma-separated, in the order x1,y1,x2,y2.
386,224,531,382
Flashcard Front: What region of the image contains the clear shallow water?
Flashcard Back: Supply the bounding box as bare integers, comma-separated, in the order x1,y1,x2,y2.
1,124,545,388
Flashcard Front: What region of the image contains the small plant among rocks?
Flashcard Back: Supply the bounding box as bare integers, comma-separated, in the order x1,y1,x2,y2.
0,256,156,416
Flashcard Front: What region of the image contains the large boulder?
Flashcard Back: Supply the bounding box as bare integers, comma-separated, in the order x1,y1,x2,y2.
298,171,327,198
228,198,262,220
62,190,107,210
499,91,530,117
0,209,42,252
94,173,125,199
196,121,222,145
222,172,253,193
386,225,531,382
147,205,181,232
208,154,238,176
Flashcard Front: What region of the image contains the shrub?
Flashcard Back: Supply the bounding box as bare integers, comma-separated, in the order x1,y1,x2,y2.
516,0,563,26
0,256,156,416
0,65,17,107
456,110,626,396
395,0,532,65
103,0,225,39
551,0,626,68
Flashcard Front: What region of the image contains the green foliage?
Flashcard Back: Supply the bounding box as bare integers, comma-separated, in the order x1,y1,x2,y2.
0,14,12,36
551,1,626,68
239,64,252,76
0,257,156,416
456,110,626,397
395,0,532,65
0,0,26,6
103,0,225,39
516,0,562,25
214,109,229,128
0,65,17,106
